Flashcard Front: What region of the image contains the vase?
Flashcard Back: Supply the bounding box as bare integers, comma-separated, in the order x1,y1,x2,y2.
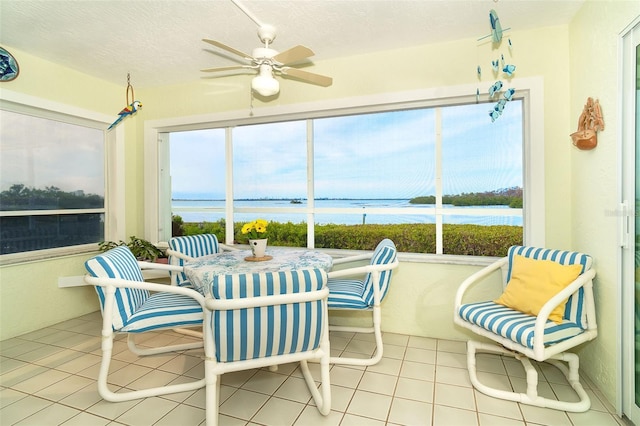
249,238,268,258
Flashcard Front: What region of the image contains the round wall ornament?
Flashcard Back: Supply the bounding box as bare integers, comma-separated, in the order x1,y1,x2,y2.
0,47,19,81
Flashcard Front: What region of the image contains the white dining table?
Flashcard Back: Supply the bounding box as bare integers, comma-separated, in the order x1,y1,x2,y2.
183,248,333,296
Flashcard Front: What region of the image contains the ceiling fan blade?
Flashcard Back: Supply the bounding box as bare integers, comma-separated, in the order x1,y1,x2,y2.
272,45,314,65
202,39,253,61
201,65,251,73
280,67,333,87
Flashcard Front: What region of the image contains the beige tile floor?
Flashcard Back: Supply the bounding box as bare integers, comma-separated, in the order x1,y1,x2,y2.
0,311,631,426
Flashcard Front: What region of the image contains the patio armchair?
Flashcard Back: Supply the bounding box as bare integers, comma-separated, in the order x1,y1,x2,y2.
166,234,238,288
326,238,399,366
202,268,331,426
166,234,239,337
454,245,598,412
84,245,206,402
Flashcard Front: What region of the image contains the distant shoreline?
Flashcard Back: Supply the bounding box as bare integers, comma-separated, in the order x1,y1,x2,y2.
172,198,409,202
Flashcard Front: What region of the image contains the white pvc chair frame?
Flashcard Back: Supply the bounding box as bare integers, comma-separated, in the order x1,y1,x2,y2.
165,240,238,338
327,254,399,366
84,261,206,402
202,287,331,426
453,256,598,412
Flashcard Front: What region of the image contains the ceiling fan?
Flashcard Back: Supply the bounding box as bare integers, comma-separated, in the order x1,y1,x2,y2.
202,23,333,97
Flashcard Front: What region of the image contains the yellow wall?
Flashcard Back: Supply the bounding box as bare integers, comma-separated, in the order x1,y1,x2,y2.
1,3,638,408
568,0,640,408
0,49,134,340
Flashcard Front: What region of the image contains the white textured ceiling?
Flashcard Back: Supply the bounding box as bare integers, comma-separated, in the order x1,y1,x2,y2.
0,0,585,88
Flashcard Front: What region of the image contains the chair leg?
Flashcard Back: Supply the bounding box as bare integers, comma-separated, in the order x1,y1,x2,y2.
329,306,383,366
204,356,220,426
467,340,591,412
98,331,205,402
173,327,204,339
127,332,203,356
300,356,331,415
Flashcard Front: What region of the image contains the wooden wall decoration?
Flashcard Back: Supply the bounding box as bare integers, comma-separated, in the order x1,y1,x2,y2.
570,97,604,150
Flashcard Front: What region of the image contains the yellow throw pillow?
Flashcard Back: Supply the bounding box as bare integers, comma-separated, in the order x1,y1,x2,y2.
494,255,583,324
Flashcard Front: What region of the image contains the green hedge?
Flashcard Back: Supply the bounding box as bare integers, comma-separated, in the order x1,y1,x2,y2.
179,219,522,257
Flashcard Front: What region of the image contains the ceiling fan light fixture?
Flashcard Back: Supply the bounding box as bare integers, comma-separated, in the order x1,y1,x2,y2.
202,18,333,98
252,65,279,96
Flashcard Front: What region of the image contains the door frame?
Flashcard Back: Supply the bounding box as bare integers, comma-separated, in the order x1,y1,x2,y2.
619,14,640,424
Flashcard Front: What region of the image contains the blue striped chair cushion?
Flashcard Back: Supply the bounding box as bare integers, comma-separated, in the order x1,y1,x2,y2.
85,246,149,331
506,246,592,328
362,239,397,306
210,269,327,363
121,292,203,332
458,301,585,349
327,239,397,310
327,279,368,309
168,234,220,286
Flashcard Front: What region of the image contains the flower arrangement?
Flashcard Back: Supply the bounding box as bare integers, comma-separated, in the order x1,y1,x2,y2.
241,219,268,241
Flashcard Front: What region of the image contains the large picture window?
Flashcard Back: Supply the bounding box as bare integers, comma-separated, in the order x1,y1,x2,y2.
166,93,528,255
0,108,106,256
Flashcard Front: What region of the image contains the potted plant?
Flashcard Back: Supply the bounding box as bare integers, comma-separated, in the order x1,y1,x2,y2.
98,236,165,262
241,219,269,258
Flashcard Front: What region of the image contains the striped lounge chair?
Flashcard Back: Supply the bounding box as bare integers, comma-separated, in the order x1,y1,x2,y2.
326,238,399,366
454,245,598,412
84,245,206,402
202,269,331,426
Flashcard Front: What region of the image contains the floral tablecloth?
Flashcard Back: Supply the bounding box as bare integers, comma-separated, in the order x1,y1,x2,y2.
184,248,333,295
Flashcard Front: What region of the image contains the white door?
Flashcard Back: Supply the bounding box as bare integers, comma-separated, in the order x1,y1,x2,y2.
621,17,640,426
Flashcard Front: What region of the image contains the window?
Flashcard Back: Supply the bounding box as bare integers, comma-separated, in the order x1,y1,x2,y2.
170,128,226,223
0,100,107,258
233,120,308,226
314,110,435,225
151,79,544,255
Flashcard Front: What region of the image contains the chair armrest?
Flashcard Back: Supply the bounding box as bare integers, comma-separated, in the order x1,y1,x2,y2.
205,287,329,311
327,259,399,279
532,268,597,352
454,257,508,310
331,253,372,265
84,274,205,305
137,260,184,273
165,249,197,263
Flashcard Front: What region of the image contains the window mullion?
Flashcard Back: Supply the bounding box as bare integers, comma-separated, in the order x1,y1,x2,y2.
225,127,235,245
435,107,443,255
307,119,315,248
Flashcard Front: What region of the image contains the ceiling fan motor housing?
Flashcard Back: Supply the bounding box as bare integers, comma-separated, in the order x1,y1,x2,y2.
252,47,278,61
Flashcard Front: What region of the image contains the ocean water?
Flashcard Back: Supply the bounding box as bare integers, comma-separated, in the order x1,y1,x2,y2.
172,199,523,226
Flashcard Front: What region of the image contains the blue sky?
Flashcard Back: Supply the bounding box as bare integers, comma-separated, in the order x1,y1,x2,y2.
170,100,523,200
0,109,104,196
0,100,522,202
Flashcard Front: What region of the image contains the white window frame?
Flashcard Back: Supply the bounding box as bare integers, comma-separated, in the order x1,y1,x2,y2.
0,89,124,265
145,78,545,253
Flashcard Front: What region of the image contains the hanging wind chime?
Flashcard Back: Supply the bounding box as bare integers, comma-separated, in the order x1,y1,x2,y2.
108,73,142,130
475,3,517,122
